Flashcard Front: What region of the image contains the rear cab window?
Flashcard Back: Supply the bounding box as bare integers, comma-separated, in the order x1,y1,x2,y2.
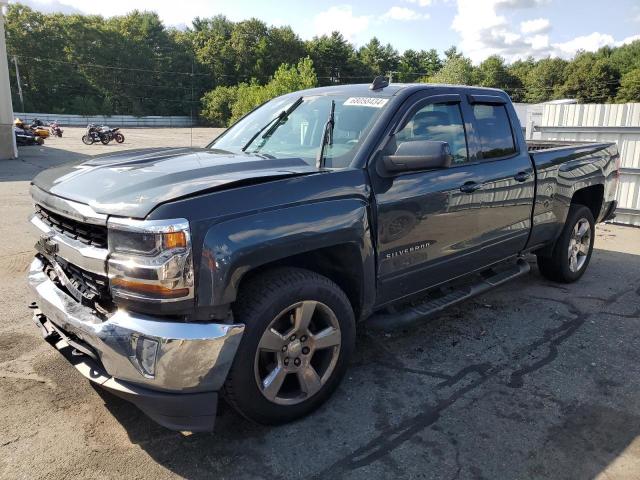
471,104,516,160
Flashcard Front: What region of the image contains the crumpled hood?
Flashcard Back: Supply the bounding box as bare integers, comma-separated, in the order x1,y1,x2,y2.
31,147,317,218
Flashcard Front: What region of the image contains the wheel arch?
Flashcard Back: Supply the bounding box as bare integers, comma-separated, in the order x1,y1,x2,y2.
196,199,376,321
571,184,604,222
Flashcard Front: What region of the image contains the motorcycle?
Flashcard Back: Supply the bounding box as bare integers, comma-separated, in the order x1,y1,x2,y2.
101,126,125,144
110,127,125,143
14,118,49,139
82,124,110,145
29,118,50,139
15,126,44,146
49,121,63,138
81,125,124,145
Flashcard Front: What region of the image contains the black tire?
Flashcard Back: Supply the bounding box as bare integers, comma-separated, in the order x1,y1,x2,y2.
537,204,595,283
99,134,110,145
82,135,93,145
114,133,125,143
224,267,355,425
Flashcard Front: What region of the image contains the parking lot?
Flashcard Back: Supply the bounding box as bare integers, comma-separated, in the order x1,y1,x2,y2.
1,127,640,480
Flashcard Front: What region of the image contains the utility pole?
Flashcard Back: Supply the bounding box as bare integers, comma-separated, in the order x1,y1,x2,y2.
0,0,18,159
13,55,24,113
190,59,194,148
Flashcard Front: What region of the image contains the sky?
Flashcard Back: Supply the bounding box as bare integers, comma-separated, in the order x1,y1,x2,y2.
8,0,640,64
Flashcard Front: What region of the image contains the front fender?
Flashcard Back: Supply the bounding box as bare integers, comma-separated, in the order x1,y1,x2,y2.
197,199,374,308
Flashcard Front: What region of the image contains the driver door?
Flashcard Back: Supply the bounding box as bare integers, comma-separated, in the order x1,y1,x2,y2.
370,92,486,305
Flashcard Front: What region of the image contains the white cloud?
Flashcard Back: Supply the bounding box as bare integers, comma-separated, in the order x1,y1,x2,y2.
551,32,614,57
313,5,372,42
496,0,549,7
404,0,433,6
616,34,640,46
520,18,550,34
382,6,430,21
451,0,637,63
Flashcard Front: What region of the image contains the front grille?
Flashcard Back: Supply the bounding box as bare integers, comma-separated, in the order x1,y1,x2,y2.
57,257,110,301
42,255,115,316
35,204,108,249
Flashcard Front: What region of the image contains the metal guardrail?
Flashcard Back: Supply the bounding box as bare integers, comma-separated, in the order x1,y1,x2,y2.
13,112,195,128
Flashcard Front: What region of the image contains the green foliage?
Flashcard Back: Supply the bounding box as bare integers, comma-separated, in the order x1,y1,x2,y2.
558,53,619,103
397,49,442,82
616,68,640,102
305,31,366,85
201,57,317,126
5,3,640,118
476,55,520,93
358,37,399,77
522,58,568,103
200,86,238,126
426,56,475,85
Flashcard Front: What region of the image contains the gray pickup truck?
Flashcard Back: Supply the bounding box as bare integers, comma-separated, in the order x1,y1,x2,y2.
27,79,619,432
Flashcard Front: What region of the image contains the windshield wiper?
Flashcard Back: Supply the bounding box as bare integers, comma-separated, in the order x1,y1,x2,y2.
242,96,303,152
316,100,335,169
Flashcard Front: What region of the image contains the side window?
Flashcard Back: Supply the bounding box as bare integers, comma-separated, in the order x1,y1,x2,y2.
396,102,468,164
471,104,516,159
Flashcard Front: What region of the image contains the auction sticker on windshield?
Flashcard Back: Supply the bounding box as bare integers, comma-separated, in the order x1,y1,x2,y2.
343,97,389,108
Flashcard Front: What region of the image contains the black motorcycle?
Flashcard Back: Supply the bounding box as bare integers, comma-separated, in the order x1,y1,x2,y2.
82,124,125,145
81,124,110,145
104,126,125,143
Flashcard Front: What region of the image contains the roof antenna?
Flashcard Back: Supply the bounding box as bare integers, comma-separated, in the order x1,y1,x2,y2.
369,75,389,91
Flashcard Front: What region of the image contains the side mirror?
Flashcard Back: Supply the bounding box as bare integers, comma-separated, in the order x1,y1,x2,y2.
381,140,453,174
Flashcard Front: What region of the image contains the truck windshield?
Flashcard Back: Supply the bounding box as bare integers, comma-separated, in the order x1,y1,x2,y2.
209,94,390,169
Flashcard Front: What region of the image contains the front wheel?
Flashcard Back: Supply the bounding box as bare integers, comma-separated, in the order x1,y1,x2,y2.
82,135,93,145
537,204,595,283
99,134,110,145
224,267,355,425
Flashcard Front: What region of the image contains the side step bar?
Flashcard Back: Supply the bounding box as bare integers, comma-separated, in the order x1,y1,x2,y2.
366,257,530,331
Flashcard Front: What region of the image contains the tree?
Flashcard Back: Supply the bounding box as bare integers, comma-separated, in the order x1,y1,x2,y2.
426,55,475,85
616,68,640,102
444,46,463,60
397,49,442,82
358,37,399,77
507,57,535,102
475,55,521,98
558,53,619,103
200,86,238,126
523,58,568,103
305,32,364,85
201,57,318,126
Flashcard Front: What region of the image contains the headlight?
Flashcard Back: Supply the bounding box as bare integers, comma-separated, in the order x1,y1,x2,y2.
107,218,194,303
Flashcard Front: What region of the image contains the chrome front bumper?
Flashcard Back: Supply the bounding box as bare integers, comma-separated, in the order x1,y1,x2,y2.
28,256,245,430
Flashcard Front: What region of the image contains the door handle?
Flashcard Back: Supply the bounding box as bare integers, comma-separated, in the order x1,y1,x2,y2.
514,171,531,182
460,181,482,193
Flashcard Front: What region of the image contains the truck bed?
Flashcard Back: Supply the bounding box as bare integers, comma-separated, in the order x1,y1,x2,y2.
526,140,589,151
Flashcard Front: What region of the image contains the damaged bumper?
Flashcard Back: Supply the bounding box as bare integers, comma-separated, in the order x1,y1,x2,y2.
28,257,244,431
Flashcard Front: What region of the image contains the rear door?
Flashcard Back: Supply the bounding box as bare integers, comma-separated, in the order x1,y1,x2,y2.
460,95,535,265
370,90,534,306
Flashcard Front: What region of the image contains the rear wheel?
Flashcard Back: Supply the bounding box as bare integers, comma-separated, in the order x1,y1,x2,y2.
82,135,93,145
99,134,110,145
114,133,125,143
224,267,355,425
537,204,595,283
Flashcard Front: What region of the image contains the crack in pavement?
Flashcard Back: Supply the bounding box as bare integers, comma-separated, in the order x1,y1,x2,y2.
313,285,632,478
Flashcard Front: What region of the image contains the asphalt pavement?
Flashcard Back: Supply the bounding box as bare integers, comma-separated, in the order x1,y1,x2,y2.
1,128,639,479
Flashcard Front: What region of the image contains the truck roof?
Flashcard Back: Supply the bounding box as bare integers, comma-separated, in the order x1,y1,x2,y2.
295,83,507,98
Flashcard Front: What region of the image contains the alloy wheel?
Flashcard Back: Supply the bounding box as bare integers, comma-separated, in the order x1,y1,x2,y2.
254,300,342,405
568,218,591,273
